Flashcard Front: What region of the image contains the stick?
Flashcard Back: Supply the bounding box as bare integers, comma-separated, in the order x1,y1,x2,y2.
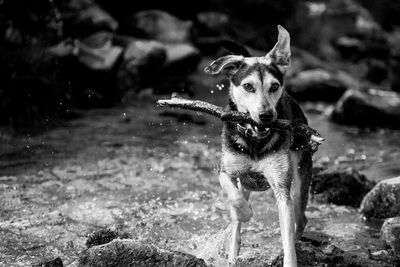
157,93,324,151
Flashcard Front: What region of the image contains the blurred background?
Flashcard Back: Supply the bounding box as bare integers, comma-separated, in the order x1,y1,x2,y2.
1,0,400,266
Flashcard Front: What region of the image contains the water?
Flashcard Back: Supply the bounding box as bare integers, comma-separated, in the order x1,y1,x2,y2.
0,60,399,266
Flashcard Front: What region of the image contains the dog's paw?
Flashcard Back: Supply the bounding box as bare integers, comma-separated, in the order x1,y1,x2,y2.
230,196,253,222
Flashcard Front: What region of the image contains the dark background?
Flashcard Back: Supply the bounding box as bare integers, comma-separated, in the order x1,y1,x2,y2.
1,0,400,130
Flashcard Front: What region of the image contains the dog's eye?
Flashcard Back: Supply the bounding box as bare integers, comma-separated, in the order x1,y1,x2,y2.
242,83,255,92
270,83,280,93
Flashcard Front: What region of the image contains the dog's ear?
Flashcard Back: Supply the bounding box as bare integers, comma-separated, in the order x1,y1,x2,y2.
204,55,244,76
267,25,291,72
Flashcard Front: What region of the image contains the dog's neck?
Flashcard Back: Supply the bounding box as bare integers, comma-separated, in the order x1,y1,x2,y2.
224,98,289,159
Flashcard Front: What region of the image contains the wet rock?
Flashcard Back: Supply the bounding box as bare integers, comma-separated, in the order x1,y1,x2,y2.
116,40,199,92
116,39,166,91
361,177,400,219
128,10,192,43
358,0,400,30
195,12,229,36
60,0,118,36
239,239,392,267
33,257,63,267
311,167,375,207
192,12,230,54
334,36,390,62
297,0,385,59
77,32,123,71
163,43,201,71
334,36,366,60
123,39,166,68
86,229,130,248
78,239,207,267
50,32,123,71
331,89,400,128
286,69,349,102
381,217,400,257
365,59,388,84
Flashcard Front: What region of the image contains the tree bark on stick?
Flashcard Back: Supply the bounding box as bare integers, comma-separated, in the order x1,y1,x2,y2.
157,93,324,152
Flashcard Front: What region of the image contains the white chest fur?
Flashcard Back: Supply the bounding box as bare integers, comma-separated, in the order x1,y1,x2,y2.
222,149,290,184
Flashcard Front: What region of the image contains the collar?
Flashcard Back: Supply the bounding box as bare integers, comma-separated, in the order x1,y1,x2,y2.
237,123,272,141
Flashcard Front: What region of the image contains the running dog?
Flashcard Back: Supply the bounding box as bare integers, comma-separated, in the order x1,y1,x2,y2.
204,25,312,267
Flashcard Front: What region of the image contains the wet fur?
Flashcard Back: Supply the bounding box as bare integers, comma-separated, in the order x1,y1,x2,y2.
221,91,312,198
208,26,312,266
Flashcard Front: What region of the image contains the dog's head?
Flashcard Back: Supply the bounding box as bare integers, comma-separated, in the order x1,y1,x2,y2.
205,25,291,124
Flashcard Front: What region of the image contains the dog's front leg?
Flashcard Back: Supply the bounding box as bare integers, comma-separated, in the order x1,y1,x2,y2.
268,179,297,267
219,172,252,264
277,198,297,267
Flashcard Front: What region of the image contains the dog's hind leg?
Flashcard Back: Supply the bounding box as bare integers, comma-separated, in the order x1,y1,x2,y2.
219,172,252,264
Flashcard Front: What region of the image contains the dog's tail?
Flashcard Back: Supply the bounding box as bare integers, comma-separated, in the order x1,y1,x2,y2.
220,40,252,57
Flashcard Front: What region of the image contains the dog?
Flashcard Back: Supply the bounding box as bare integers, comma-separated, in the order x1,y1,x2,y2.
204,25,312,267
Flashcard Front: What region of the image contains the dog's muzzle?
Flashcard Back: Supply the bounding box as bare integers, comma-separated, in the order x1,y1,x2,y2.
237,123,272,141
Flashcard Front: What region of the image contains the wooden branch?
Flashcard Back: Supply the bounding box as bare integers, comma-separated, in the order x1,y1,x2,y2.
157,93,324,151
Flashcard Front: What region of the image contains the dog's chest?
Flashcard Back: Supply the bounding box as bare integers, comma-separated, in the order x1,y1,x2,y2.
221,149,290,191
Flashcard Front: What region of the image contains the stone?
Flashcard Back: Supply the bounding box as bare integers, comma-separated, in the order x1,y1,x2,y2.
334,36,390,62
75,32,123,71
86,229,130,248
286,69,349,102
296,0,385,59
123,39,166,67
334,36,366,60
60,0,118,36
128,10,192,43
49,32,123,72
360,177,400,219
195,12,229,36
33,257,63,267
381,217,400,257
267,240,391,267
331,89,400,128
116,40,199,92
78,239,207,267
311,167,375,207
116,39,166,92
163,43,201,70
365,59,389,84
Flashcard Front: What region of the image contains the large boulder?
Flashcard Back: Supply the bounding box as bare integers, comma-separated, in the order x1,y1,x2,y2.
60,0,119,36
115,39,200,92
311,167,375,207
163,43,201,71
360,177,400,219
77,32,123,71
48,32,123,71
195,12,229,37
78,239,207,267
331,89,400,128
381,217,400,257
295,0,385,59
116,38,166,91
286,69,350,102
127,10,192,43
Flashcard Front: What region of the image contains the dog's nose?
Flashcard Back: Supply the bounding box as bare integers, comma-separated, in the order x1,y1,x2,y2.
259,110,275,123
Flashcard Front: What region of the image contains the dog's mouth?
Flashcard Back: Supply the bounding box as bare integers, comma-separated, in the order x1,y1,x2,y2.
237,124,272,140
253,125,270,134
